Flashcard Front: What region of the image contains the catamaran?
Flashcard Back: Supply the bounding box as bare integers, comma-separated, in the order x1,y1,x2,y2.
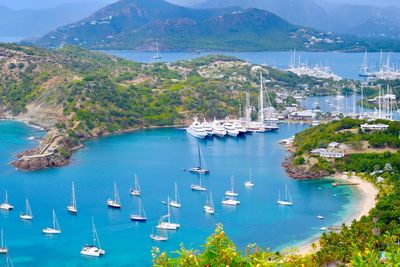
0,229,8,254
129,174,141,196
189,142,210,174
191,175,207,191
42,209,61,234
67,181,77,214
81,217,105,257
20,198,33,220
225,176,238,197
0,190,14,211
244,169,255,188
204,192,215,214
277,184,293,206
130,197,147,222
150,227,168,241
221,196,240,206
157,196,180,230
169,182,181,208
107,181,121,208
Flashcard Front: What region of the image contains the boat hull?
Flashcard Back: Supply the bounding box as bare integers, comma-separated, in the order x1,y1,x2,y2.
129,189,141,196
130,215,147,222
81,246,105,257
20,214,33,220
277,200,292,206
107,200,121,209
0,204,14,210
189,167,209,174
156,222,180,230
42,228,61,234
186,128,207,139
67,206,77,214
150,234,168,241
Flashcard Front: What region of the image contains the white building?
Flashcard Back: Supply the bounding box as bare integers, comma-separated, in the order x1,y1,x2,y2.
360,123,389,132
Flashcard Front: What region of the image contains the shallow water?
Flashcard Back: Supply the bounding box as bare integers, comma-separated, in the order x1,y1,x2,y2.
0,121,353,266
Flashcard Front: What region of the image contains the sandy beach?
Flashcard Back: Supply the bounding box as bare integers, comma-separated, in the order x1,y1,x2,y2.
293,173,378,255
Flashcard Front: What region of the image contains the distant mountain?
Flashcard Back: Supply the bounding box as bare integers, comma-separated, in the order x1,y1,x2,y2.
196,0,400,38
35,0,359,51
0,1,111,39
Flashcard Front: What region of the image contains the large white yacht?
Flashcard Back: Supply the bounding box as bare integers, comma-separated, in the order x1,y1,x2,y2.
186,118,208,139
222,122,239,137
201,119,213,136
233,121,247,134
211,120,227,137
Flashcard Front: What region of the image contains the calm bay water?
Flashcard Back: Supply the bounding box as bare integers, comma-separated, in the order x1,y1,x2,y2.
0,121,356,266
101,50,400,80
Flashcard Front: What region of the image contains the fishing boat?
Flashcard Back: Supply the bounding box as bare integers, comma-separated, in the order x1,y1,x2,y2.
191,175,207,191
225,176,238,197
81,217,105,257
129,174,141,196
189,142,209,174
0,229,8,254
150,227,168,241
157,197,180,230
67,181,77,214
277,184,293,206
42,209,61,234
221,196,240,206
20,198,33,220
186,117,208,139
169,182,181,208
0,190,14,211
130,197,147,222
244,169,255,188
107,181,121,209
204,192,215,214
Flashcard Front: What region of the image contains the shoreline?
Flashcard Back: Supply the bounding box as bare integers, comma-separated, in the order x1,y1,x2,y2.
293,173,378,255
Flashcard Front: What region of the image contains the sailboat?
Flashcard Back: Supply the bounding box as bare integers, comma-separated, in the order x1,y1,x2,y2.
204,192,215,214
107,181,121,208
129,174,141,196
191,175,207,191
244,169,255,188
221,196,240,206
130,197,147,222
189,142,210,174
42,209,61,234
225,176,238,197
157,196,180,230
169,182,181,208
0,229,8,254
67,181,77,214
150,227,168,241
277,184,293,206
0,190,14,211
81,217,105,257
151,41,162,62
20,198,33,220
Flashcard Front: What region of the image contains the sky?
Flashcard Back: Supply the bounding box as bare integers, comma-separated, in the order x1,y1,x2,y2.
0,0,398,9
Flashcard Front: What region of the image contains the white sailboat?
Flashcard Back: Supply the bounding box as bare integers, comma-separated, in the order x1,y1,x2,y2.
157,196,180,230
225,176,238,197
277,184,293,206
130,197,147,222
67,181,77,214
221,196,240,206
169,182,181,208
150,227,168,241
107,181,121,208
244,169,255,188
0,190,14,211
151,41,162,62
0,229,8,254
189,142,210,174
191,175,207,191
81,217,105,257
20,198,33,220
42,209,61,234
204,192,215,214
129,174,141,196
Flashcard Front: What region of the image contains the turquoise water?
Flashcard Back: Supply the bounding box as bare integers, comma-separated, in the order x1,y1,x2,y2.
101,50,400,80
0,121,354,266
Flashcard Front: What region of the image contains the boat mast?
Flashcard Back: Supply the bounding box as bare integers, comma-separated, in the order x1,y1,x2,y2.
26,198,31,215
259,72,264,123
5,190,8,204
1,229,4,248
197,142,202,168
245,92,251,123
114,182,120,204
174,182,179,203
167,196,171,223
72,182,76,210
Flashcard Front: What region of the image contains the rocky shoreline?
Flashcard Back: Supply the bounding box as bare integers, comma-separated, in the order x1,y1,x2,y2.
282,157,330,179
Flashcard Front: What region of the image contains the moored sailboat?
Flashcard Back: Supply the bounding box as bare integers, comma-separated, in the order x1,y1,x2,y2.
0,229,8,254
204,192,215,214
107,181,121,208
244,169,255,188
225,176,238,197
150,227,168,241
157,196,180,230
191,175,207,191
0,190,14,211
129,174,141,196
221,196,240,206
169,182,181,208
189,142,209,174
67,181,77,214
20,198,33,220
130,197,147,222
42,209,61,234
277,184,293,206
81,217,105,257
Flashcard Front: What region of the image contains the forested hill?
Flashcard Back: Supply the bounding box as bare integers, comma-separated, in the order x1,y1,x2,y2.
32,0,386,52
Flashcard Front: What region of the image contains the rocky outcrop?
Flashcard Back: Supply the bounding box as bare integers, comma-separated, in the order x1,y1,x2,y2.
282,157,330,179
12,152,70,171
